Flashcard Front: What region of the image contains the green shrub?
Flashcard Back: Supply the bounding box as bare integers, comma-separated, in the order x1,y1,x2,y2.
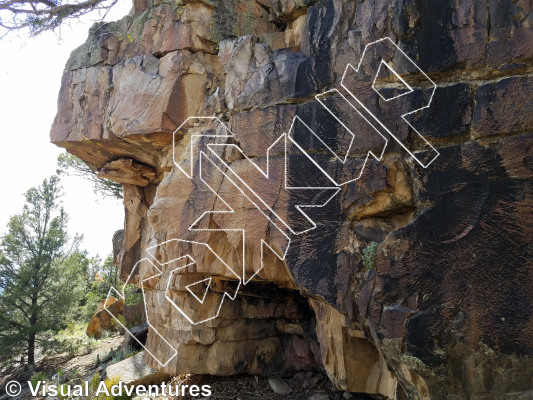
91,372,101,392
111,314,127,330
31,371,47,386
124,285,143,307
362,241,379,270
90,372,132,400
107,346,138,364
58,383,69,400
56,368,65,383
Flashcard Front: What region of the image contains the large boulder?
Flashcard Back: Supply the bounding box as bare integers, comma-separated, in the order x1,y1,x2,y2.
52,0,533,398
86,296,124,338
106,351,169,386
122,324,148,351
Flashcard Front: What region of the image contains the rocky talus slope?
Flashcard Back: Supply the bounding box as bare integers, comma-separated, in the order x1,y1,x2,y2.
50,1,533,399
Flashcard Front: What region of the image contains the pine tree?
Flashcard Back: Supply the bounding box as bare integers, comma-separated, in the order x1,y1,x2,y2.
0,176,83,367
57,153,123,199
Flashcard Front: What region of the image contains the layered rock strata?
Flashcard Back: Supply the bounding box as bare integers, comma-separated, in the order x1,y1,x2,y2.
51,1,533,399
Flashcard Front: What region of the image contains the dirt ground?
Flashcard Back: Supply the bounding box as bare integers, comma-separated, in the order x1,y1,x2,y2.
170,374,383,400
0,334,124,400
1,333,383,400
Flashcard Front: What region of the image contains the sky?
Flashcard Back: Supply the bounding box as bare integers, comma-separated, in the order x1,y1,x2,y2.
0,0,133,258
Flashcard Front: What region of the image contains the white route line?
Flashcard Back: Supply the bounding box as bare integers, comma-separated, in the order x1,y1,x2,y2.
104,258,177,367
198,150,291,284
155,238,241,325
206,133,340,236
186,277,212,304
372,60,414,102
341,37,440,168
102,37,440,366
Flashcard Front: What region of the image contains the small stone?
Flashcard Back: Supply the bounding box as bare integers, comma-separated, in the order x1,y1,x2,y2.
268,377,292,395
276,320,305,335
303,376,321,389
308,392,330,400
293,372,307,381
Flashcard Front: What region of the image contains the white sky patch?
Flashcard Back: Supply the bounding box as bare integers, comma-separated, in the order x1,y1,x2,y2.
0,0,133,258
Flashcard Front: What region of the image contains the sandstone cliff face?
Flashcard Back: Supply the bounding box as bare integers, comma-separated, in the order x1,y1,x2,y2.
50,1,533,399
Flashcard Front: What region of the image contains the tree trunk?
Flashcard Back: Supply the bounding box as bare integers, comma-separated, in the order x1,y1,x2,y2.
28,304,37,366
27,331,35,366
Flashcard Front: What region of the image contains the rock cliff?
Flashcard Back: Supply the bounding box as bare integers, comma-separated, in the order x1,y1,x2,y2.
50,0,533,399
